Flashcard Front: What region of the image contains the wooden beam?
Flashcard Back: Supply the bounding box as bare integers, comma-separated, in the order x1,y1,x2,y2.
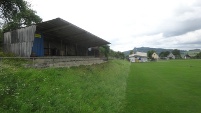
42,24,72,33
63,31,87,39
43,32,72,43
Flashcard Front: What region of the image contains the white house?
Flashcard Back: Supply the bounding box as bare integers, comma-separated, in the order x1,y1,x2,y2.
167,53,175,59
129,52,148,62
184,54,191,59
152,52,159,60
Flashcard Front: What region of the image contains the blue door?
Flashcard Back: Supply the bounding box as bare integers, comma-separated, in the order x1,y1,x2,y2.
32,34,44,57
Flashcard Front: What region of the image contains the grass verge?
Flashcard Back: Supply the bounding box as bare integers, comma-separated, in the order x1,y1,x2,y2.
0,59,130,113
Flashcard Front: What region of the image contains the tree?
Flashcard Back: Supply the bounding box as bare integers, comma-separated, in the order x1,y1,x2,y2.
0,0,42,32
147,50,155,59
159,51,170,57
194,52,201,59
0,29,2,51
172,49,181,59
108,49,125,59
130,50,134,55
99,45,110,59
114,51,125,59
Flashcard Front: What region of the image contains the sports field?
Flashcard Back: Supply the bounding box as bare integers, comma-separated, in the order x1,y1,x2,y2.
124,60,201,113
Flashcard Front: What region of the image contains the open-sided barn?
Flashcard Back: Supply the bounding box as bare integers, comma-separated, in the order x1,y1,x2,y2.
3,18,110,57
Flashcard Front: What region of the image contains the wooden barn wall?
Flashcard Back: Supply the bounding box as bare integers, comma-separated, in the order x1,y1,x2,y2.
3,25,36,57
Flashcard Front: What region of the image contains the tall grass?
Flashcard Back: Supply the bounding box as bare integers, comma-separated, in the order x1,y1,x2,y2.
0,60,130,113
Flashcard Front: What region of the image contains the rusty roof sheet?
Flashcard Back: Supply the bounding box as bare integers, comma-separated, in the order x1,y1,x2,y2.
36,18,110,47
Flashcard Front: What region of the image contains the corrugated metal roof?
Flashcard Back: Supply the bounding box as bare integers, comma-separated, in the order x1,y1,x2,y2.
36,18,110,47
129,52,147,57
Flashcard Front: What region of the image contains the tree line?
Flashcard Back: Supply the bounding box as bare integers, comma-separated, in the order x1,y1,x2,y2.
147,49,181,59
147,49,201,59
99,45,125,59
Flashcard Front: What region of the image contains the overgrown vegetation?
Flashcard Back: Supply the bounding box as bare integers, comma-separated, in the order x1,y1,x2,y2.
0,52,16,57
0,59,130,112
0,29,2,51
193,52,201,59
99,45,110,59
99,45,125,59
109,50,125,59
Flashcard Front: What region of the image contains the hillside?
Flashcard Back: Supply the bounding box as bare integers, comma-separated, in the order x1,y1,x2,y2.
124,47,188,56
124,47,174,56
187,49,201,57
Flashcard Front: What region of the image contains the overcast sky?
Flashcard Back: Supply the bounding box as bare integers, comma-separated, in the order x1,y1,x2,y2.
27,0,201,51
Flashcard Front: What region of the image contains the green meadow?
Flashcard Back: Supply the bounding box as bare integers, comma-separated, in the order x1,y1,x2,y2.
124,60,201,113
1,59,201,113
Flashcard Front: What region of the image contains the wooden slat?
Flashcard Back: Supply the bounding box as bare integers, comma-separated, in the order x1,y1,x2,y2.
3,25,36,57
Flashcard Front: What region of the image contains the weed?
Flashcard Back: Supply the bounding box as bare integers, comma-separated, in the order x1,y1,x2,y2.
0,59,130,113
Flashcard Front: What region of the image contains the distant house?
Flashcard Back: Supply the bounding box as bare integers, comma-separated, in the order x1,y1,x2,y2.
129,52,148,62
167,53,175,59
152,52,159,60
184,54,191,59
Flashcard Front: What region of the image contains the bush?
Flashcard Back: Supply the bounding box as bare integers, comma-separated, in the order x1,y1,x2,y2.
0,52,16,57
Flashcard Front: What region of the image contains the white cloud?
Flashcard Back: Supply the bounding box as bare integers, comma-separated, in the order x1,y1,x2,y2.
27,0,201,52
133,29,201,50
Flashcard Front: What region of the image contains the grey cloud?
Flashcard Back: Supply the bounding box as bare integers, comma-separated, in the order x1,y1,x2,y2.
173,44,201,50
175,39,201,45
158,1,201,37
162,18,201,37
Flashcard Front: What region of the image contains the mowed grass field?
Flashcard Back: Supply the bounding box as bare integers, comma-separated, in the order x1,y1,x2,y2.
124,60,201,113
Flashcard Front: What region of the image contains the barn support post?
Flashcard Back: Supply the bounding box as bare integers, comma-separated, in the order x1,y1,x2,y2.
61,40,62,50
60,40,64,56
75,44,78,56
65,45,67,56
86,47,89,56
48,42,51,56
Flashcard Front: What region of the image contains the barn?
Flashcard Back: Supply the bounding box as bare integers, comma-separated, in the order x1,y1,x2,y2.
3,18,110,57
129,52,148,62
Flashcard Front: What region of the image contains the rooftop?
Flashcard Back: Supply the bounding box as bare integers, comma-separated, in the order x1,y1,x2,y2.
36,18,110,47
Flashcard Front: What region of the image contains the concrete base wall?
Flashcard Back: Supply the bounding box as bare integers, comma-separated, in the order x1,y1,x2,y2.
31,57,105,68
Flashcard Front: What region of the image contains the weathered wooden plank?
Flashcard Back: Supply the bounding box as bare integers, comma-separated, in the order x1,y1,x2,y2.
3,25,36,57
